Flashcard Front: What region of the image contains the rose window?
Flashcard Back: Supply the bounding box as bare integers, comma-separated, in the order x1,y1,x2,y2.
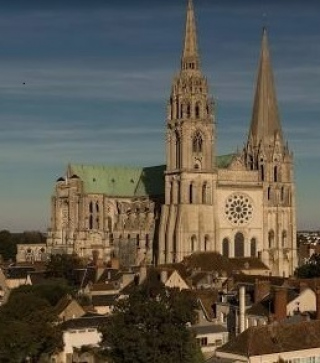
225,193,253,226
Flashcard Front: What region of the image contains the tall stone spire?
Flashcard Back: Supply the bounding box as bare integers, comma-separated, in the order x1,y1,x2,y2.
249,28,283,147
181,0,200,72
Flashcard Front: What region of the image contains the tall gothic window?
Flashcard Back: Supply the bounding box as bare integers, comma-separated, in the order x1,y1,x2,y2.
274,166,278,182
192,131,203,153
222,238,229,257
260,164,265,181
189,183,194,204
204,235,209,251
191,235,197,252
187,103,191,118
282,231,287,248
195,103,200,118
234,232,244,257
250,238,257,257
268,230,275,248
176,132,181,169
202,183,207,204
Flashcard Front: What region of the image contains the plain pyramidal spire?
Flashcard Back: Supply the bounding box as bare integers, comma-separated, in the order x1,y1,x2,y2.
181,0,200,72
249,27,283,147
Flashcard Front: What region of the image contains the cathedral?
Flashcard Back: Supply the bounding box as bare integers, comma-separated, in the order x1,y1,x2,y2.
46,0,297,277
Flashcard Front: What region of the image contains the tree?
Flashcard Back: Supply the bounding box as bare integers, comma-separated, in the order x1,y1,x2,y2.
0,230,16,261
10,280,73,306
99,274,204,363
295,253,320,278
45,253,83,286
0,287,63,361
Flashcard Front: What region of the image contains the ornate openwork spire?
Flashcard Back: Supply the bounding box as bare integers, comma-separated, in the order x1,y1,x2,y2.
181,0,200,72
249,28,283,147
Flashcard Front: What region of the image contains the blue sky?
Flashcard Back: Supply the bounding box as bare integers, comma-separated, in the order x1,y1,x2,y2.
0,0,319,232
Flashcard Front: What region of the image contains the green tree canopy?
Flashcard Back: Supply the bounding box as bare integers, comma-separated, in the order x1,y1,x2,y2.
99,274,204,363
45,253,84,286
295,253,320,278
0,288,63,362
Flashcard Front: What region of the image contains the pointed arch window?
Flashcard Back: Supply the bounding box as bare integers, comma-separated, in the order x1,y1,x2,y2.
234,232,244,257
280,186,284,201
89,201,93,213
176,100,180,119
192,131,203,153
267,186,271,200
96,202,99,213
191,235,197,252
189,183,194,204
260,164,265,181
222,238,229,257
187,103,191,118
274,166,278,182
176,132,181,169
89,215,93,230
282,231,287,248
195,103,200,118
202,183,208,204
250,238,257,257
268,230,275,248
204,235,210,251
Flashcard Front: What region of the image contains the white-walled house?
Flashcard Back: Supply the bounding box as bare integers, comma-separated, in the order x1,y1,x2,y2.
56,315,109,363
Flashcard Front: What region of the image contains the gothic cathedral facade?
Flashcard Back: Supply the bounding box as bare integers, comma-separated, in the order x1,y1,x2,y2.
47,0,297,277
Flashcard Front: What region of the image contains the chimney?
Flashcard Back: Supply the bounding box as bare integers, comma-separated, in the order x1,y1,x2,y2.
274,287,287,322
239,285,246,334
254,279,270,303
315,287,320,320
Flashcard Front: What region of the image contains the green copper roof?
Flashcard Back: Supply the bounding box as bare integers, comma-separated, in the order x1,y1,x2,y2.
68,154,234,197
68,164,165,197
217,154,235,169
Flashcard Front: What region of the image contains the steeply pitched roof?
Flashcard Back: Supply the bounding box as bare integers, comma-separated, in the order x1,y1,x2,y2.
217,320,320,357
182,252,234,275
181,0,200,73
66,156,235,197
68,164,165,197
248,28,283,148
217,154,236,169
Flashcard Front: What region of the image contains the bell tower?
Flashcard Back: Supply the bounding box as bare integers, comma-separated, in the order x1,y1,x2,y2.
158,0,217,264
244,28,297,276
166,0,215,173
